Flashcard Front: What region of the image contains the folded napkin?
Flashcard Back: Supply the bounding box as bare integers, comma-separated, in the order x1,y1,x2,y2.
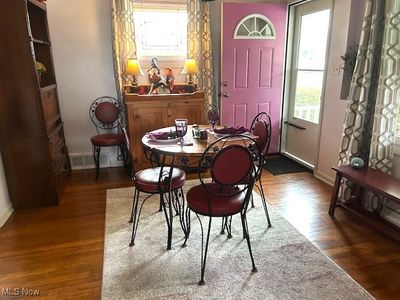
147,131,171,140
214,126,249,134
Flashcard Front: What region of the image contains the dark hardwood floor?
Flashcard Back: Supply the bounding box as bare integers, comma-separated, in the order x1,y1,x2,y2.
0,168,399,299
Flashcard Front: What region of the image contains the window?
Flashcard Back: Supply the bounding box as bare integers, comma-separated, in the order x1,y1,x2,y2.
292,9,330,124
234,14,276,39
133,3,187,59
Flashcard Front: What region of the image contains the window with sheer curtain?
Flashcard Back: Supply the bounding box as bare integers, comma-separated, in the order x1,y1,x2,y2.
133,1,187,60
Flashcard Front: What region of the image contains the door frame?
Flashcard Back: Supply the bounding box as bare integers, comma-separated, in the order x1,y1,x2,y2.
280,0,334,170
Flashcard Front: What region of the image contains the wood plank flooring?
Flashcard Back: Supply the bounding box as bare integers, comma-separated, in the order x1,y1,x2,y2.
0,168,399,299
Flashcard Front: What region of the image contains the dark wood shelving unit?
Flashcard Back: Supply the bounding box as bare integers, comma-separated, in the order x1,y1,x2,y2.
0,0,70,208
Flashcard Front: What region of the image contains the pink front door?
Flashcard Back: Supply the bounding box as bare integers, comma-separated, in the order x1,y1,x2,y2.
221,3,287,153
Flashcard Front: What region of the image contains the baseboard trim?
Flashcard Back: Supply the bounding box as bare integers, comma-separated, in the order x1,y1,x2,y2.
0,202,13,228
314,170,335,186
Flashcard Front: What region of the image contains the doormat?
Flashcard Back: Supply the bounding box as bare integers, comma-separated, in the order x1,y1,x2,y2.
264,155,309,175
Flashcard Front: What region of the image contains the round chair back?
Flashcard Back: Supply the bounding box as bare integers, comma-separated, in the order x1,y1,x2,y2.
252,120,268,152
95,102,119,125
199,134,262,197
211,145,252,186
250,112,271,153
89,96,122,131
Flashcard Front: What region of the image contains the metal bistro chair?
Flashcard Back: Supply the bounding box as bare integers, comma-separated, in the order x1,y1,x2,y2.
128,150,187,250
184,134,261,285
89,96,131,179
249,112,272,228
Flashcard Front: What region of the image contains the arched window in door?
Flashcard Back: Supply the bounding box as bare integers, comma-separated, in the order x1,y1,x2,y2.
234,14,276,39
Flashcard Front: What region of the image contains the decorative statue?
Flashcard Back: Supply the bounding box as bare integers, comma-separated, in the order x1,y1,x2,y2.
147,57,173,94
147,57,162,94
165,67,175,93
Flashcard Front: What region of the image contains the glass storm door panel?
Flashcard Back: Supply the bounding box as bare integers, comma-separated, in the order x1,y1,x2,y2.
293,9,330,124
282,0,332,168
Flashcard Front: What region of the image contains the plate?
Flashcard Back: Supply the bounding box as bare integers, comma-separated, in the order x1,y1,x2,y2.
147,128,179,143
151,138,179,144
147,136,179,144
211,130,250,139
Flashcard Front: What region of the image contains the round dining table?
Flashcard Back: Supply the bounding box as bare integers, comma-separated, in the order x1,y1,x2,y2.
141,125,257,249
141,125,209,249
142,125,208,157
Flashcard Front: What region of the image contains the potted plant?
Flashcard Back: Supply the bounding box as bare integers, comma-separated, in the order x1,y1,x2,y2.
36,61,46,83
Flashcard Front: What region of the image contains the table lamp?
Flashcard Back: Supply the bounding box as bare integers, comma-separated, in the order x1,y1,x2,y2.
181,59,198,84
125,59,143,86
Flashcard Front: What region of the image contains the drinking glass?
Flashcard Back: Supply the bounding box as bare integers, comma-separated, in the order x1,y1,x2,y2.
207,107,220,131
175,119,188,147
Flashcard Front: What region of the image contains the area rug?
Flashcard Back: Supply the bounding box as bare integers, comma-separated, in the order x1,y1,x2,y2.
102,180,373,300
264,155,309,175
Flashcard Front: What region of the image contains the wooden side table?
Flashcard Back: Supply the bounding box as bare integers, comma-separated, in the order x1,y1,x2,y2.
329,165,400,216
329,165,400,242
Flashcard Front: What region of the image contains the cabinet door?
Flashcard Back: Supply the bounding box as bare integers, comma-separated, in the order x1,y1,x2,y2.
131,106,169,170
168,101,204,125
40,84,61,131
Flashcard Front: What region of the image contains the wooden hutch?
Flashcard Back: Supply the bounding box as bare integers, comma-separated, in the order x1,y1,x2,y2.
124,90,206,170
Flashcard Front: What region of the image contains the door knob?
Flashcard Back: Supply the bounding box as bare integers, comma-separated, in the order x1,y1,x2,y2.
222,81,229,86
223,92,230,97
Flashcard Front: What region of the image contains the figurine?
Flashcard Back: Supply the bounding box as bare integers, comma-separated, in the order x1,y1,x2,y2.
165,67,175,93
147,57,171,94
147,57,161,94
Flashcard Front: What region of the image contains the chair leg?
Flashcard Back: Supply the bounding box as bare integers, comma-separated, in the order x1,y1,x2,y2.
129,189,141,247
197,214,212,285
220,216,232,238
172,189,180,216
160,192,173,250
93,146,101,180
158,197,163,212
173,188,190,247
240,211,257,273
257,177,272,228
129,188,138,223
182,206,191,248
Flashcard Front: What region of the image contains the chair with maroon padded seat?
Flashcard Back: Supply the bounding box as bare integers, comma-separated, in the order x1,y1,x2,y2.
184,134,261,285
249,112,272,228
128,153,186,250
89,96,131,179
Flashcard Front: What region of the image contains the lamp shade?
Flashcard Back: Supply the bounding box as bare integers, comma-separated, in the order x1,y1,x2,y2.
125,59,143,75
181,59,198,74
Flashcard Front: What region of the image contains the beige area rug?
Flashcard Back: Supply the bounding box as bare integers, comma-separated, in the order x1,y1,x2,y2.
102,180,374,300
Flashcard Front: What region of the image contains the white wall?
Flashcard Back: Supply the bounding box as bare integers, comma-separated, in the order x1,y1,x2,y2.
47,0,118,162
0,152,12,228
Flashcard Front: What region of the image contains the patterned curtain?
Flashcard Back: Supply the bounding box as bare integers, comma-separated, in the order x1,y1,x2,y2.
187,0,215,107
338,0,400,211
111,0,137,107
